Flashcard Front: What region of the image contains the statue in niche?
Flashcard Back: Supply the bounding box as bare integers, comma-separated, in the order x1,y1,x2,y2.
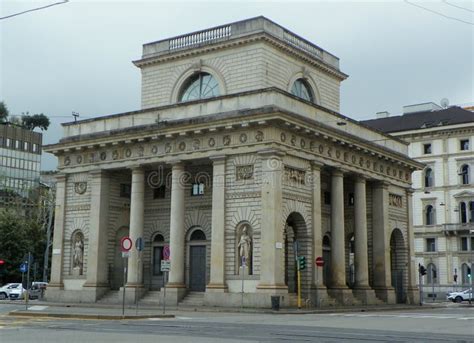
72,234,84,275
238,225,252,274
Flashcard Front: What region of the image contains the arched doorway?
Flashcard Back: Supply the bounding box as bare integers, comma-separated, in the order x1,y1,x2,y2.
150,233,166,290
284,212,310,296
187,228,207,292
390,228,407,304
112,226,129,290
322,235,331,287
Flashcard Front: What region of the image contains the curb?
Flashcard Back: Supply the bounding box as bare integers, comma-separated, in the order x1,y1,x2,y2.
8,310,175,320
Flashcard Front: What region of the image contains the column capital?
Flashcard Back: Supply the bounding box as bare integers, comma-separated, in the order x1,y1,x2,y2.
311,160,324,170
55,173,67,182
210,155,226,164
331,168,345,178
128,165,144,172
354,174,368,184
373,180,390,189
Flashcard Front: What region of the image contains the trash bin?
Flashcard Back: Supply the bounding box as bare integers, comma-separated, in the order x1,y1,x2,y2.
271,295,280,311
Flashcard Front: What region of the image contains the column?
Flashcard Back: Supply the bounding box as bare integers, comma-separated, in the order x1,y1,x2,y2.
207,156,227,291
406,188,420,304
83,170,110,300
127,167,145,286
48,174,67,291
167,162,186,291
330,169,346,288
352,176,376,304
372,181,396,303
257,149,286,292
310,161,329,306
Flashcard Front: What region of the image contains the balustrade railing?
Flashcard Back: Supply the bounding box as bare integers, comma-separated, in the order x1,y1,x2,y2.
283,30,322,59
169,25,232,50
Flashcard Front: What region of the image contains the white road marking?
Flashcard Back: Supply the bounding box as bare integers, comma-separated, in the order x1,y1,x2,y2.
27,306,49,311
328,313,474,321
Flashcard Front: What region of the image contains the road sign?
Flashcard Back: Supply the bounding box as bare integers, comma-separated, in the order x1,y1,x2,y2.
20,263,28,273
122,251,130,258
161,260,171,272
135,237,144,252
315,256,324,267
163,245,170,260
120,237,133,252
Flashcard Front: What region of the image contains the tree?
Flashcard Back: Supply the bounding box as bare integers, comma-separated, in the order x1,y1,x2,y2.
0,102,8,123
22,113,50,131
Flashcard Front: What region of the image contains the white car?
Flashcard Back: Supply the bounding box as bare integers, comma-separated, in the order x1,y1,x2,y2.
447,289,473,303
0,283,22,300
8,284,25,300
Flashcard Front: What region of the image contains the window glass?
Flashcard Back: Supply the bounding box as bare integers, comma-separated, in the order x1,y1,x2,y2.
290,79,314,102
180,72,220,102
460,139,469,151
426,238,436,252
461,237,468,251
424,168,433,188
460,202,467,223
153,246,163,276
423,143,432,154
461,165,469,184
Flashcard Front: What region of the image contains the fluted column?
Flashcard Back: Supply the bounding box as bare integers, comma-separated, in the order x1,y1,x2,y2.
207,156,227,291
354,176,369,289
84,170,110,298
48,174,67,289
167,162,186,288
127,167,145,286
330,169,346,288
257,149,286,292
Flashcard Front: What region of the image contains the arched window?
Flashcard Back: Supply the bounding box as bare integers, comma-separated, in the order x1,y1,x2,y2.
424,168,433,188
461,263,471,284
290,79,314,102
427,263,437,284
190,229,206,241
460,165,470,185
152,233,165,276
425,205,435,225
154,234,164,242
460,202,467,223
179,72,220,102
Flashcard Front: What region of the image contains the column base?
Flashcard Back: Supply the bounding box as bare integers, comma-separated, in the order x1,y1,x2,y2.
406,286,420,305
206,283,228,292
161,284,187,305
120,284,145,304
309,286,332,307
373,287,396,304
256,283,288,294
82,282,110,301
352,287,378,305
327,287,354,305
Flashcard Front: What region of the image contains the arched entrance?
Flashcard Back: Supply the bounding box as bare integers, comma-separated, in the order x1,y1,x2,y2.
150,233,166,290
390,228,407,304
187,228,207,292
322,235,331,287
284,212,310,295
111,226,129,290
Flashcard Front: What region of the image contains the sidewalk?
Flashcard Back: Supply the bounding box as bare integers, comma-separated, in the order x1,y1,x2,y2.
4,299,456,320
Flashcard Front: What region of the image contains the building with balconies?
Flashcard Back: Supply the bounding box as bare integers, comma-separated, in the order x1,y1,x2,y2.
363,102,474,298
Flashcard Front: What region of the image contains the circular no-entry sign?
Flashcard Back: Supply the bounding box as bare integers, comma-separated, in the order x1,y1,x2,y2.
120,237,133,252
163,245,171,260
315,256,324,267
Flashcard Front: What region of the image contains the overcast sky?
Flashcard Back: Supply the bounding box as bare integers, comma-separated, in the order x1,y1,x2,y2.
1,0,473,170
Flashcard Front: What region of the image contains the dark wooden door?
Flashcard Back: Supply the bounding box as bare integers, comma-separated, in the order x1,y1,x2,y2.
190,245,206,292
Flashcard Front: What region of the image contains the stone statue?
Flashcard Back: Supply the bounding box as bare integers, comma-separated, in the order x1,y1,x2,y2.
238,226,252,267
73,235,84,272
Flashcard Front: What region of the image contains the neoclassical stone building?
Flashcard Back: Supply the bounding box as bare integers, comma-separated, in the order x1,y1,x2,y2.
45,17,422,307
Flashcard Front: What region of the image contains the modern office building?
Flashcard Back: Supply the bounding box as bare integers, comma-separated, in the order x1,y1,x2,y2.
44,17,422,307
363,103,474,298
0,123,42,207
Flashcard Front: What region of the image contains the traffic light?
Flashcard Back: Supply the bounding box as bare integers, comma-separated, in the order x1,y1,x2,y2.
419,264,427,276
0,259,5,277
298,256,306,271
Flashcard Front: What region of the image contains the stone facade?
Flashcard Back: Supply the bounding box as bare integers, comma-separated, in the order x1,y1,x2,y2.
44,17,422,307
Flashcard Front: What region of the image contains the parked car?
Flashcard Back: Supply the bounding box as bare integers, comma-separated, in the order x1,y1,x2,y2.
28,284,46,300
447,289,473,303
32,282,48,290
0,283,22,300
8,284,25,300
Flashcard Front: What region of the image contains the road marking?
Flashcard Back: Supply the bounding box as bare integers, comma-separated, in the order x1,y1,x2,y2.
328,313,474,321
28,306,49,311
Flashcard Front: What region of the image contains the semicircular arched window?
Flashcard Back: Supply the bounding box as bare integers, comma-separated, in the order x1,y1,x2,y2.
179,72,220,102
290,78,314,102
190,229,206,241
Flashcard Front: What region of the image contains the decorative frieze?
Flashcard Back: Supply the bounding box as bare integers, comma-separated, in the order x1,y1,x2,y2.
236,165,254,180
66,204,91,212
389,193,403,208
284,166,306,185
226,191,261,199
74,182,87,195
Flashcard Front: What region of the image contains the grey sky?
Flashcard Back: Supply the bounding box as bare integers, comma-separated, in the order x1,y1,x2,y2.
1,0,473,170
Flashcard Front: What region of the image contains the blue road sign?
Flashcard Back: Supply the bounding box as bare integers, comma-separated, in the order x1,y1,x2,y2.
20,263,28,273
135,237,144,252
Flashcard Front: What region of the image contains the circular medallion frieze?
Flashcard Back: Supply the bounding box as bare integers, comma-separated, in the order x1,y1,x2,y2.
76,155,83,164
300,139,306,148
74,182,87,195
64,156,71,166
255,131,264,142
100,151,107,161
208,138,216,147
137,146,144,157
165,143,172,153
178,142,186,151
192,139,200,150
125,148,132,158
112,150,119,160
351,155,356,164
239,133,248,143
280,132,286,142
151,145,158,154
318,145,324,154
290,135,296,146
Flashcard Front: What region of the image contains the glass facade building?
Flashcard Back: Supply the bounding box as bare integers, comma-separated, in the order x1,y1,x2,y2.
0,124,42,206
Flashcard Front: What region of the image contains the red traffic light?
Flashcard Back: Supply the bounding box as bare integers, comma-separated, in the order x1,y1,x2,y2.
0,260,5,265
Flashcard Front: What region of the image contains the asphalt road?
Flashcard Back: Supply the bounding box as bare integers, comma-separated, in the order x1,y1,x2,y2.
0,304,473,342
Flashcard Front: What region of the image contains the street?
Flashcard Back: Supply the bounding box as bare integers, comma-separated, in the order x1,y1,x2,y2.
0,304,473,342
